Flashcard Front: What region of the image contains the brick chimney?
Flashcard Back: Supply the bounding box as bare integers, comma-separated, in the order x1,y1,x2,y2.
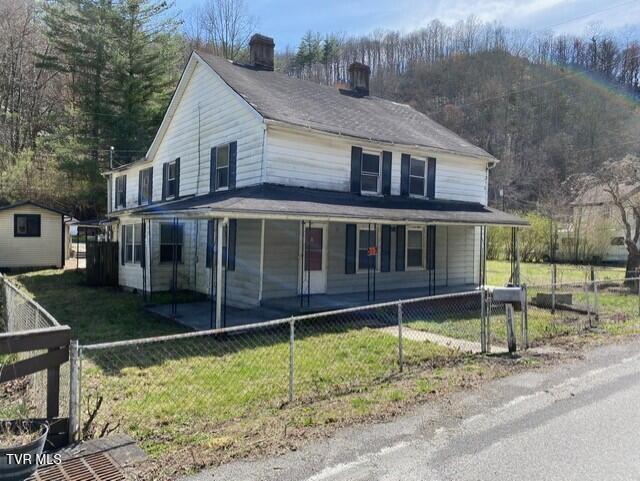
348,62,370,96
249,34,275,71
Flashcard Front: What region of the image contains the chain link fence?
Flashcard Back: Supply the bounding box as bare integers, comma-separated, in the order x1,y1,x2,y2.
0,273,69,419
76,291,484,450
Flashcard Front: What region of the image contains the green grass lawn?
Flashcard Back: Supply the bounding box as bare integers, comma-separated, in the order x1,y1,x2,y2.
486,260,625,287
12,269,185,343
9,269,461,458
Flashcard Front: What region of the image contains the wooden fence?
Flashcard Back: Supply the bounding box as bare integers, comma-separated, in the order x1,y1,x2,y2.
0,325,71,448
86,241,119,287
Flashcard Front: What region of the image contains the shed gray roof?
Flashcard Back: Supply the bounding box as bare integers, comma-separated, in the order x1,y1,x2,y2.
0,200,68,216
132,184,526,226
196,51,494,160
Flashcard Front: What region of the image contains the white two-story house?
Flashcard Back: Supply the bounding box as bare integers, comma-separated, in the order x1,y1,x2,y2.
103,34,525,329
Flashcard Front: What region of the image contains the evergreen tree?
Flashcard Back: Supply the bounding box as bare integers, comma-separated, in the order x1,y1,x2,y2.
108,0,182,163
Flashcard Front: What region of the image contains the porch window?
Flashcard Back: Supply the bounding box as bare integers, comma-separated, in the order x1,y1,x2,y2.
215,144,230,190
361,153,381,194
160,223,183,263
115,175,126,208
124,224,142,263
357,226,378,271
139,167,152,205
406,227,425,269
14,214,41,237
409,158,426,196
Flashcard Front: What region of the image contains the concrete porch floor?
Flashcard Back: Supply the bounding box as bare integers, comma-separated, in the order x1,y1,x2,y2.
147,284,477,331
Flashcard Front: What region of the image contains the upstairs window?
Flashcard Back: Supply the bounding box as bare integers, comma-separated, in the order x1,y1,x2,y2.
406,227,425,269
139,168,152,205
14,214,41,237
124,224,142,264
361,153,381,194
166,161,177,199
409,158,426,196
115,175,126,208
215,144,230,190
160,222,183,263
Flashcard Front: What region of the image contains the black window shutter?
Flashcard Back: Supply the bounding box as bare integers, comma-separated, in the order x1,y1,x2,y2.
120,225,125,265
380,225,391,272
149,168,153,202
400,154,410,196
350,147,363,193
122,175,127,207
396,225,406,271
210,147,217,192
382,151,392,195
227,219,237,271
229,141,237,189
138,170,142,205
140,221,146,267
345,224,357,274
427,157,436,199
206,220,213,268
162,163,167,200
174,158,180,198
427,225,436,270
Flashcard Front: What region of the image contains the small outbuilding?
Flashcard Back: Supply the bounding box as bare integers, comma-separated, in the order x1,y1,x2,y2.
0,201,71,270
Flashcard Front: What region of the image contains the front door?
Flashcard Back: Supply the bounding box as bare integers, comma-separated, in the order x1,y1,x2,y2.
300,223,327,294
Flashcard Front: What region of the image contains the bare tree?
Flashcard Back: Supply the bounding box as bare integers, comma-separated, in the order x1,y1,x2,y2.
195,0,256,60
570,155,640,279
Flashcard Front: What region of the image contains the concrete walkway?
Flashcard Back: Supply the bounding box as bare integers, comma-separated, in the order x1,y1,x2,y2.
378,325,507,354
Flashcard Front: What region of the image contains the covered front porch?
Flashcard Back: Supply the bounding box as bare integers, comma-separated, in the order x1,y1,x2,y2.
119,184,526,331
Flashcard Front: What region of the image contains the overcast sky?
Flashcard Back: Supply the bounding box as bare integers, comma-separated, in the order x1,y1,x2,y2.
177,0,640,50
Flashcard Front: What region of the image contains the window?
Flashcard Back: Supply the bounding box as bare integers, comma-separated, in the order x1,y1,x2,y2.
165,160,177,199
357,226,378,271
361,153,381,194
14,214,41,237
139,168,152,205
216,144,230,190
406,227,425,269
160,223,183,263
611,236,625,246
115,175,126,208
409,158,426,196
123,224,142,263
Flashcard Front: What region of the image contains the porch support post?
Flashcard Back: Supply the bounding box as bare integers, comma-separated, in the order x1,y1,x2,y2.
215,218,226,329
258,219,265,304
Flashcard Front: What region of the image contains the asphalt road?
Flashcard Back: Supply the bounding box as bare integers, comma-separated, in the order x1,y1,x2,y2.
184,341,640,481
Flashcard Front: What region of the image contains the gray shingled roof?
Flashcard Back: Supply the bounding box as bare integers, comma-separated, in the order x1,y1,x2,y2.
133,184,526,226
196,51,494,160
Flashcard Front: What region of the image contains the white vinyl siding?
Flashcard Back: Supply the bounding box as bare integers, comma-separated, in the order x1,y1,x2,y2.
266,127,489,204
150,62,264,199
0,205,63,268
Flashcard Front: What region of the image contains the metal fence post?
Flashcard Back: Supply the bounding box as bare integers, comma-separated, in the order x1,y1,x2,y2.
397,302,404,373
584,280,592,328
551,263,556,314
486,291,492,353
593,273,599,323
522,284,529,349
69,340,80,444
288,318,295,403
480,285,486,353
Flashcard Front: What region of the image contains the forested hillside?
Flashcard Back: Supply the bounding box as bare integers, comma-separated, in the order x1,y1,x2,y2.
1,0,639,219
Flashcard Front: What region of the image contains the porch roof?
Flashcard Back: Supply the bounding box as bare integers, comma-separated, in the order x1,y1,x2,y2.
131,184,527,227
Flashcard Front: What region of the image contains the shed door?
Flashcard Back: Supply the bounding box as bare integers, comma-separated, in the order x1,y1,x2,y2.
300,224,327,295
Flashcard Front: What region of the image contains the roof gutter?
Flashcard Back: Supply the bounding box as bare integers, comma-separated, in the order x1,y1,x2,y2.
118,208,528,228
